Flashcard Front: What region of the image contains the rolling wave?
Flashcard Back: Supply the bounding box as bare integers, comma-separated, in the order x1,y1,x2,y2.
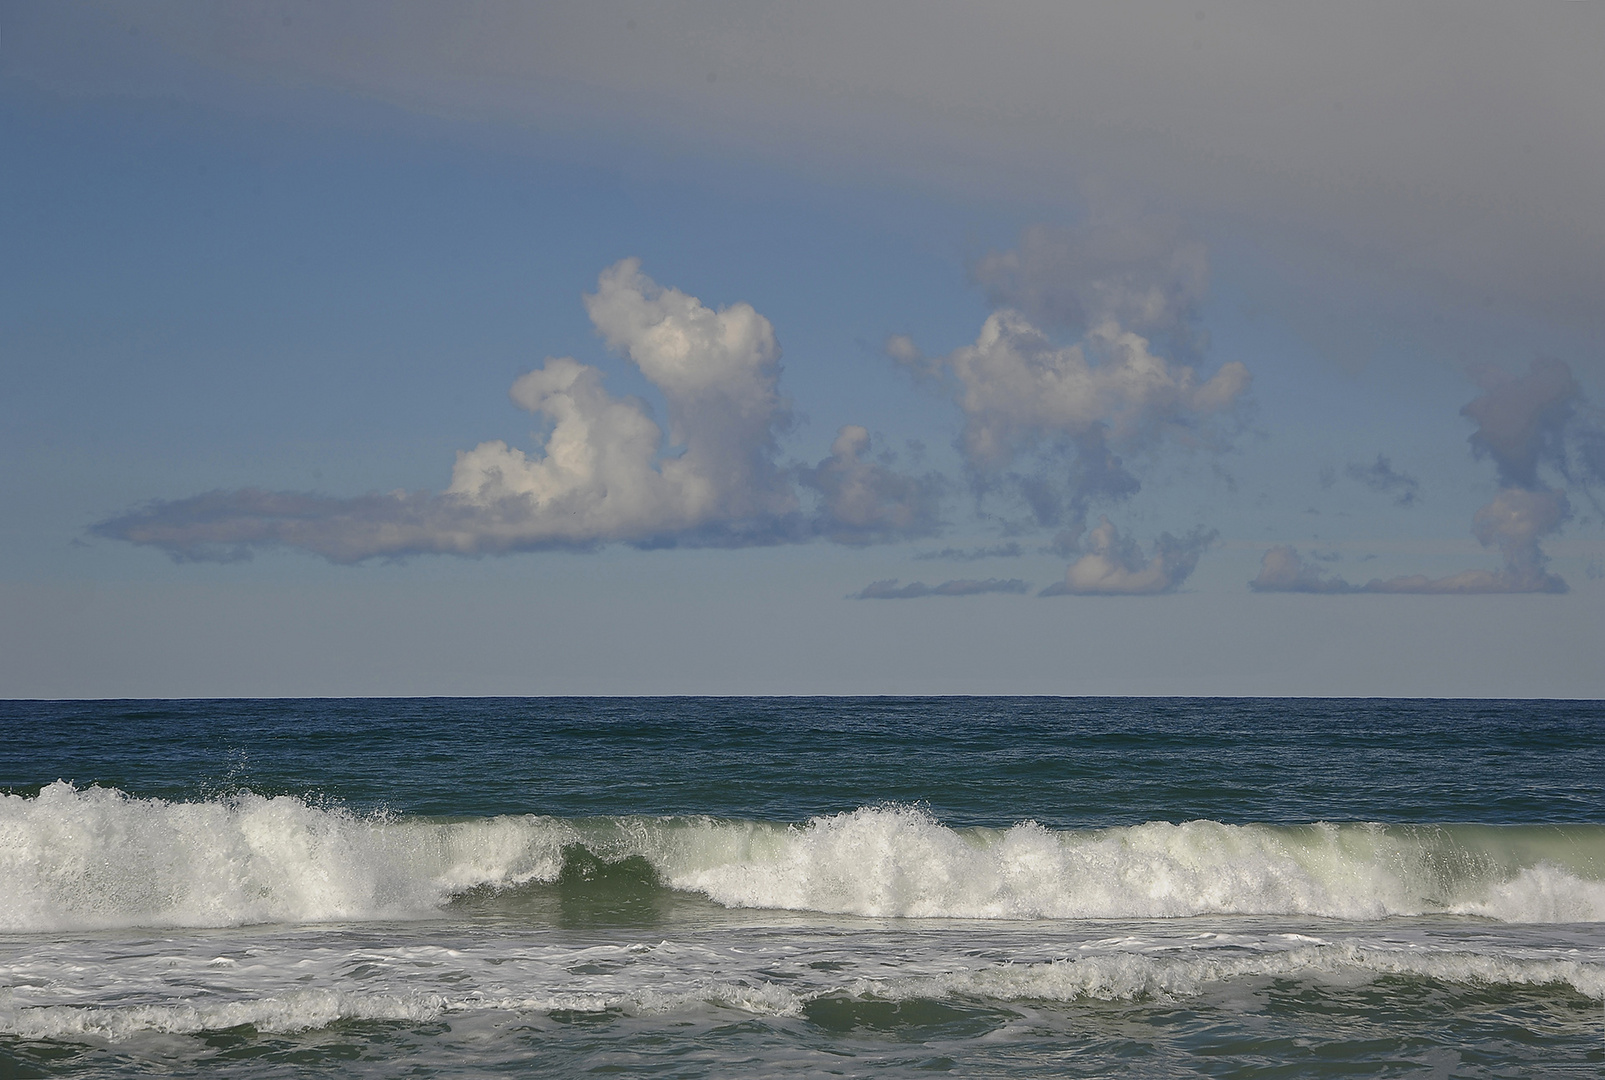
4,783,1603,931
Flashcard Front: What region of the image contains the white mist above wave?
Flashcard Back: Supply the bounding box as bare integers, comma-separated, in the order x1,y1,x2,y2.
4,783,1604,932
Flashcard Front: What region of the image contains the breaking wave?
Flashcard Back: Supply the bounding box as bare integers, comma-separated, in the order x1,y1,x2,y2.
4,783,1604,932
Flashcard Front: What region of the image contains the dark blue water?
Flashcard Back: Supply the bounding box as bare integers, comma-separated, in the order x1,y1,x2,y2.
5,697,1602,824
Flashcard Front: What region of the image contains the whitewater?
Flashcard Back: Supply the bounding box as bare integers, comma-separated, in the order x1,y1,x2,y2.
3,697,1603,1077
6,784,1605,930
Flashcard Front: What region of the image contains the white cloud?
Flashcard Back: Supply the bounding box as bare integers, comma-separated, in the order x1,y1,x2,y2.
445,258,795,543
940,313,1248,474
892,219,1248,593
894,215,1248,534
96,261,940,560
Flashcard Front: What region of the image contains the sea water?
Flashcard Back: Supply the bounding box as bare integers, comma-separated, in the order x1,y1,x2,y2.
1,697,1601,1077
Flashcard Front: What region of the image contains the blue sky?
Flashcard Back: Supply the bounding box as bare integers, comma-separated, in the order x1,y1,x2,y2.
2,2,1602,696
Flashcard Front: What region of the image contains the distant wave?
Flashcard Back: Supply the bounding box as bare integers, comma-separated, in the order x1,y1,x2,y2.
4,784,1604,932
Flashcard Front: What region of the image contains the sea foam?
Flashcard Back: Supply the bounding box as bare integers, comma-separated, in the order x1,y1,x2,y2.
4,784,1603,931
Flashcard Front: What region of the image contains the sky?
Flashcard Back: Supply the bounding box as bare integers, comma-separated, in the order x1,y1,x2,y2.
2,1,1603,698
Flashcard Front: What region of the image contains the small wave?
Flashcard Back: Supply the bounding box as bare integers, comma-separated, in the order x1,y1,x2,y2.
0,984,805,1041
0,990,449,1041
3,785,1603,931
858,944,1605,1004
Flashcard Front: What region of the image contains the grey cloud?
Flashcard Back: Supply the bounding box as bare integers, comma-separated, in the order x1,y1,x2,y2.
1360,569,1565,595
1249,547,1356,594
894,221,1246,592
1041,518,1215,596
969,213,1208,350
801,426,946,546
1345,455,1420,506
1252,487,1570,596
851,578,1031,600
1463,358,1586,490
95,262,938,562
1464,486,1569,592
893,220,1246,593
11,3,1605,357
1258,358,1595,595
93,488,597,564
912,542,1023,561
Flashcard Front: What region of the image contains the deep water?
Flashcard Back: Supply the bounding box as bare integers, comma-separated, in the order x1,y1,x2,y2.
2,697,1603,1077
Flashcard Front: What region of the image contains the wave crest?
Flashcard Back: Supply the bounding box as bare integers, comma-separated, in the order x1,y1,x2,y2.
3,785,1603,931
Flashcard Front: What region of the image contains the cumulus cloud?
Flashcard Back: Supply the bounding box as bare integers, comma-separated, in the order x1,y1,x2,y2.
1256,358,1595,595
96,261,939,561
1345,455,1420,506
1040,517,1215,596
898,218,1249,526
891,304,1248,532
894,220,1246,593
907,295,1248,482
852,578,1031,600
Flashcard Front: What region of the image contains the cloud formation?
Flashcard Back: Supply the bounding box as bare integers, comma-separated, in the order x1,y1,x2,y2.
895,219,1246,594
96,261,940,561
1041,518,1216,596
1345,455,1420,507
852,578,1031,600
916,314,1249,482
893,236,1247,536
1256,358,1594,595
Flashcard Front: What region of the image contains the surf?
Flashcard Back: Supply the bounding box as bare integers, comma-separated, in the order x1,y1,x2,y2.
4,783,1604,932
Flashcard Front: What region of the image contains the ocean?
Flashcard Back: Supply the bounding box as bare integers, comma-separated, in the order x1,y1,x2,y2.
2,697,1602,1077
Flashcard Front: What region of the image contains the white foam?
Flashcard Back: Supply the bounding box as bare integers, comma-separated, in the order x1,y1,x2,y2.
1453,862,1605,923
4,786,1603,931
0,782,571,931
0,989,448,1040
862,943,1605,1004
3,933,1600,1043
658,806,1605,923
0,984,806,1042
